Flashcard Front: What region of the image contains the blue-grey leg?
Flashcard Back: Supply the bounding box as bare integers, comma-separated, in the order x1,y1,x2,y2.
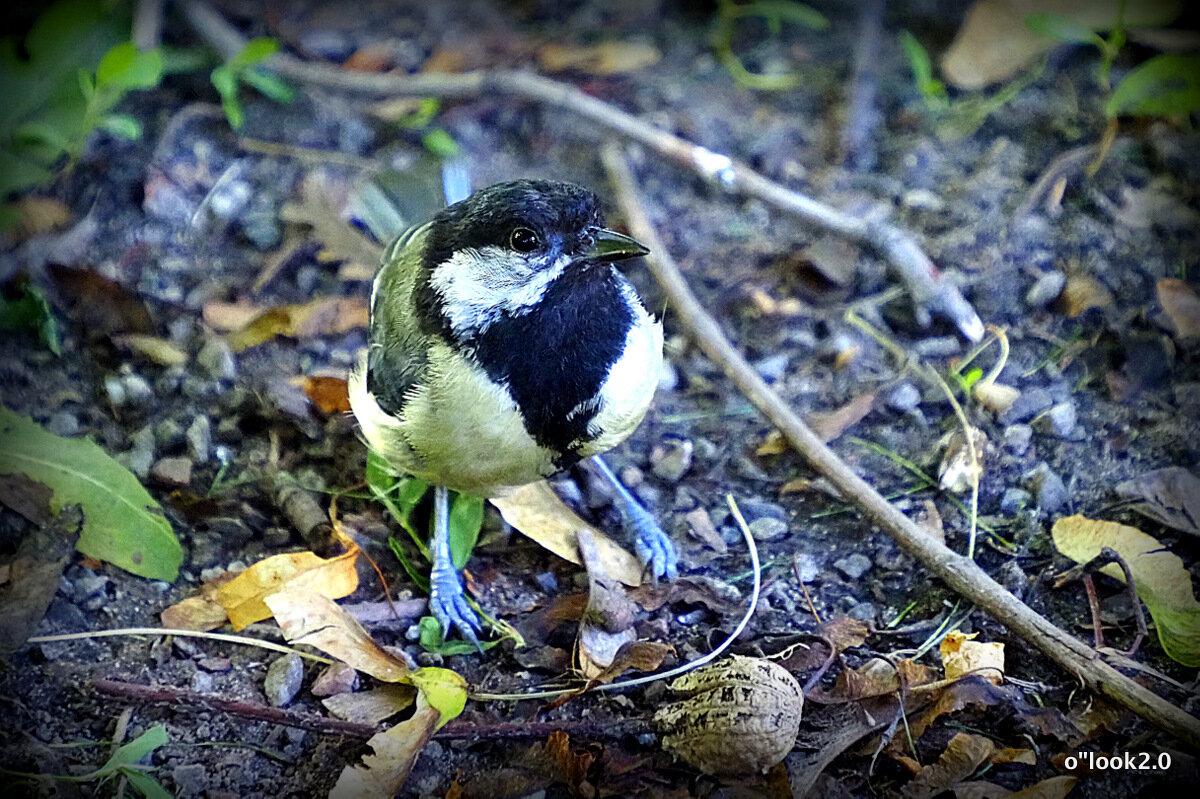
589,455,678,581
428,484,483,650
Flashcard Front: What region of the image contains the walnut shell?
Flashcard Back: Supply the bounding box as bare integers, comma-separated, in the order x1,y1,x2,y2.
653,654,803,775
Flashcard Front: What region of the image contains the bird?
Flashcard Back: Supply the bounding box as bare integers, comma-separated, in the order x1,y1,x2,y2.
349,178,678,648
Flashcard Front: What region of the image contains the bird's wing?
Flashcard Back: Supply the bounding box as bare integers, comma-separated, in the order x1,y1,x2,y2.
366,223,432,418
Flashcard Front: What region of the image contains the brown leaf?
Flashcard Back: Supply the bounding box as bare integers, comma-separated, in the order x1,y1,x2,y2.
217,547,360,630
588,640,674,685
330,693,440,797
0,506,80,652
490,481,643,587
160,571,236,632
1059,275,1113,318
279,170,382,275
112,334,188,366
1115,466,1200,536
940,631,1005,684
0,472,53,526
226,296,369,351
684,507,726,553
48,265,154,337
575,527,639,678
629,576,741,614
807,393,875,443
817,616,871,653
3,196,71,242
537,41,661,75
1158,278,1200,341
294,375,352,415
265,590,410,683
1009,776,1078,799
202,301,263,332
902,732,995,799
322,684,416,725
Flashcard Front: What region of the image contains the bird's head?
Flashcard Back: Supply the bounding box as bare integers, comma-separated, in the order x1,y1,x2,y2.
416,179,648,339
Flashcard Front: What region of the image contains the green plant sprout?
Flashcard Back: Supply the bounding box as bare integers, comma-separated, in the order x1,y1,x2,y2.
0,725,172,799
712,0,828,90
210,37,295,129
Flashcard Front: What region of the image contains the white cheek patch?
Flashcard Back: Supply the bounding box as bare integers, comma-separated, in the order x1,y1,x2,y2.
430,247,570,336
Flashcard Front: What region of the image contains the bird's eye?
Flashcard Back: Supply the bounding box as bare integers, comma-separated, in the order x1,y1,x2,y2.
509,227,540,253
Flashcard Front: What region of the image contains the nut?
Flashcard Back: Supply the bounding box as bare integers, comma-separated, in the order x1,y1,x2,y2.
653,655,803,775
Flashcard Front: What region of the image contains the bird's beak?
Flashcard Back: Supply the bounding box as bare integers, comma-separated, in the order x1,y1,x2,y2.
585,228,650,262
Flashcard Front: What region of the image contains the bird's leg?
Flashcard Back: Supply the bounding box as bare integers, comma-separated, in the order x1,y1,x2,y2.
428,484,483,650
588,455,678,581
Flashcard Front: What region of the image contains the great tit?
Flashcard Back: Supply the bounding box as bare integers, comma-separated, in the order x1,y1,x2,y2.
349,179,678,647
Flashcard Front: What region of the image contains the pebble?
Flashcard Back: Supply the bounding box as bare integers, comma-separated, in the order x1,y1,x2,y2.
103,375,126,407
1025,270,1066,308
188,533,221,570
72,569,110,610
533,572,559,593
834,553,872,581
311,662,358,697
150,456,193,488
846,601,878,622
998,560,1027,601
793,552,819,583
240,202,282,250
1025,462,1068,514
172,764,207,796
738,497,787,522
187,416,212,465
1003,424,1033,455
752,352,790,383
677,609,707,625
154,418,186,452
1000,487,1032,514
657,359,679,391
196,337,236,381
912,336,961,358
190,670,214,693
999,387,1053,425
650,435,694,482
263,526,292,548
208,517,253,547
748,516,789,541
901,188,945,212
123,426,156,480
886,382,921,413
120,372,154,406
1032,401,1077,438
198,657,232,672
264,653,304,707
46,410,79,437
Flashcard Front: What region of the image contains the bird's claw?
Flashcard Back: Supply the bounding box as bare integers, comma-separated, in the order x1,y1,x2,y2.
429,566,483,652
625,499,678,583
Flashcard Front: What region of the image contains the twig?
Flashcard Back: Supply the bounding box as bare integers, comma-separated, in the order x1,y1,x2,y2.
132,0,164,50
1054,546,1148,658
179,0,982,343
271,470,336,554
90,676,646,742
599,142,1200,750
838,0,886,170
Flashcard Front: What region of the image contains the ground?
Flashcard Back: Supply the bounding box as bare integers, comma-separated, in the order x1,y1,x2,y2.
1,0,1199,797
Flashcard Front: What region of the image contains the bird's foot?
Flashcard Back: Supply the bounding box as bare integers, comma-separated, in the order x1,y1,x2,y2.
623,496,678,583
429,564,483,651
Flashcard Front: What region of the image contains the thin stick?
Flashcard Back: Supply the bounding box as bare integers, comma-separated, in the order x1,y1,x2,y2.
599,141,1200,750
28,628,335,665
179,0,982,343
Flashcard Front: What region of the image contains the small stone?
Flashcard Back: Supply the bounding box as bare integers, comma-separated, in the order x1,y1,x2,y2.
1032,401,1077,438
658,359,679,391
190,670,214,693
186,415,212,465
748,517,789,541
46,410,79,437
103,375,126,407
196,337,236,381
124,426,156,480
311,662,358,697
1003,424,1033,455
677,609,707,625
651,435,694,482
207,517,253,547
752,353,790,383
886,382,921,413
1000,487,1032,514
999,387,1053,425
173,763,207,796
846,601,878,622
901,188,945,212
154,419,186,452
533,572,559,593
793,553,819,583
263,526,292,548
416,651,444,667
120,372,154,406
198,657,231,672
150,456,193,488
738,497,787,522
1025,270,1066,308
998,560,1027,600
264,653,304,707
833,553,872,581
1025,462,1068,514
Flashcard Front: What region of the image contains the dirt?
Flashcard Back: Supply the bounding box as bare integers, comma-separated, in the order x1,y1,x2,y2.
1,0,1199,796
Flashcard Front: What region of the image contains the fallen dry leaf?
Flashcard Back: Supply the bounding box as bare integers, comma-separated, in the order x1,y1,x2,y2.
1158,278,1200,341
265,589,409,682
202,301,263,331
807,393,876,443
537,40,661,75
940,631,1005,684
279,170,382,275
973,380,1021,415
3,196,70,242
217,547,360,630
903,732,995,799
587,640,674,685
542,731,596,794
938,426,986,494
1053,514,1200,666
490,480,643,587
322,684,416,725
293,375,352,415
160,571,237,631
329,691,440,799
1059,274,1114,318
1115,466,1200,536
575,527,639,679
684,507,726,553
226,296,369,351
48,265,154,338
0,506,80,652
1008,776,1078,799
112,334,188,366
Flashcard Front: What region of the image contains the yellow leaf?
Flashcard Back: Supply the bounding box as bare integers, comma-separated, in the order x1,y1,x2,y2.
226,296,369,351
217,548,359,630
940,631,1005,683
409,667,467,729
537,41,661,75
112,334,188,366
264,589,410,682
490,480,643,587
1059,275,1114,318
329,692,440,799
1052,514,1200,666
1158,278,1200,341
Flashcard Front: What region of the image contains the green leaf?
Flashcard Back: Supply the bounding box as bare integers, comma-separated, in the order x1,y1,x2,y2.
408,666,468,728
421,128,460,157
749,0,829,30
961,367,984,390
95,43,163,91
240,68,294,103
160,45,211,75
448,493,483,570
233,37,280,68
0,409,182,581
98,725,168,771
0,150,52,196
899,30,946,107
388,536,430,592
119,768,173,799
1107,53,1200,118
0,282,61,354
417,616,496,655
210,64,237,100
221,95,244,130
100,113,141,140
77,67,94,101
1024,12,1105,47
